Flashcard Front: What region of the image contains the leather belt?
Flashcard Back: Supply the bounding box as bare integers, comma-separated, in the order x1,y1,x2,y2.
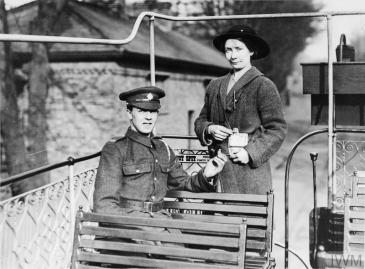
119,199,164,213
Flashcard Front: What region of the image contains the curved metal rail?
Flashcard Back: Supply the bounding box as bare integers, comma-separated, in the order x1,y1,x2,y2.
0,135,198,186
284,128,365,269
0,11,364,44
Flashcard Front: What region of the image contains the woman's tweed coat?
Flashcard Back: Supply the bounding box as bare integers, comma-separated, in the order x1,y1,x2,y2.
195,66,287,194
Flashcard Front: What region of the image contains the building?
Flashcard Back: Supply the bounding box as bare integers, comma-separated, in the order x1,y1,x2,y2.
3,0,230,180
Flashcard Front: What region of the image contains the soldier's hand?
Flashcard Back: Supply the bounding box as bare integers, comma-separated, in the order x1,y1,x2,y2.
207,125,233,141
203,150,228,178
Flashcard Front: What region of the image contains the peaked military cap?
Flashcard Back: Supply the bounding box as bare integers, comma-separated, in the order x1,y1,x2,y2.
213,24,270,60
119,86,165,110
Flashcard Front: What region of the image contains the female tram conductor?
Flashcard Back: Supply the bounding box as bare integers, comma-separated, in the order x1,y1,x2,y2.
195,24,287,195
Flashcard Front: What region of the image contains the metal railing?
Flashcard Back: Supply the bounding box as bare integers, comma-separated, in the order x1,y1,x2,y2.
0,169,97,269
0,135,199,187
0,149,208,269
1,9,365,269
284,128,365,268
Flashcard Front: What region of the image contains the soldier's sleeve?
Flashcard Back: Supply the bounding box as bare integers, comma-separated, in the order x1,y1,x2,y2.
245,78,288,168
93,142,125,214
166,148,215,192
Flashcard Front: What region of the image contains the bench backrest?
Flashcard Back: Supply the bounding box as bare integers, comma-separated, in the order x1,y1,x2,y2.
164,190,274,256
344,197,365,256
71,210,247,269
353,171,365,200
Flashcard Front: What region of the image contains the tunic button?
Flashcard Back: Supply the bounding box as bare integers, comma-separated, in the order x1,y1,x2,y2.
151,195,155,200
136,169,140,173
155,159,158,163
154,177,157,181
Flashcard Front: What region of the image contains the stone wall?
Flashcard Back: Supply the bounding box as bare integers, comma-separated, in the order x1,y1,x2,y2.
36,62,210,180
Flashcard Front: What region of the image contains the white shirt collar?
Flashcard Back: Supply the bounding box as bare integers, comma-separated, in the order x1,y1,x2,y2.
232,65,252,82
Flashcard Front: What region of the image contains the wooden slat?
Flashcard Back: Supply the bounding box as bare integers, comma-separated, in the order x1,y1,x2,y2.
164,201,267,215
77,265,106,269
266,192,274,253
349,210,365,219
345,247,365,255
81,212,240,234
348,223,365,232
348,235,365,244
246,240,266,250
185,228,266,239
79,239,238,262
245,256,269,269
80,226,239,248
347,199,365,207
180,229,266,241
78,252,238,269
245,265,270,269
71,212,83,269
246,229,266,238
237,221,246,268
171,213,267,227
166,191,268,203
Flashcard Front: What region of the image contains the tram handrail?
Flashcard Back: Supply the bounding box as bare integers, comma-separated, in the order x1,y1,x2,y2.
1,11,365,44
0,135,198,187
0,153,100,186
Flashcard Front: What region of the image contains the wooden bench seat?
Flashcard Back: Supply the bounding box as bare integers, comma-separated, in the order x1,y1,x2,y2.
344,197,365,264
164,190,275,269
71,210,247,269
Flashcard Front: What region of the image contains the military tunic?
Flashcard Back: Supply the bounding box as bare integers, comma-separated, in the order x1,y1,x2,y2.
93,127,214,216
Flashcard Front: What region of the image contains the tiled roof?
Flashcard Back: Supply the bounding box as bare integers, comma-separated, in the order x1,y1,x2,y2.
7,1,230,73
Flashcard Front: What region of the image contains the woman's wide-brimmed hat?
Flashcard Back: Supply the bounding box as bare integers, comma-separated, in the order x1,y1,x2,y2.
213,25,270,59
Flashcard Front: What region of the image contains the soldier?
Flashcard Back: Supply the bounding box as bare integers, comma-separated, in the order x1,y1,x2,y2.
93,86,227,217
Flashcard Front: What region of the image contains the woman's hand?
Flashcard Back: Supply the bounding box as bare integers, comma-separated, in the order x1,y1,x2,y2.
207,125,233,141
230,147,250,164
203,150,228,178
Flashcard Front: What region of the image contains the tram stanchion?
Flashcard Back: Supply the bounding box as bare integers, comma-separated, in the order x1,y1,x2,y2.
310,152,319,264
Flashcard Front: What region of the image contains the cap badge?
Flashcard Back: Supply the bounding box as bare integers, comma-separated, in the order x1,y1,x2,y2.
147,93,153,101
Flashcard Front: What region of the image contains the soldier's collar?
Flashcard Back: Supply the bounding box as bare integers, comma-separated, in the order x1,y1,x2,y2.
125,127,153,148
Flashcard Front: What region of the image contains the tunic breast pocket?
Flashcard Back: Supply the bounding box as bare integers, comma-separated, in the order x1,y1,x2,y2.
122,163,151,178
159,163,171,173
